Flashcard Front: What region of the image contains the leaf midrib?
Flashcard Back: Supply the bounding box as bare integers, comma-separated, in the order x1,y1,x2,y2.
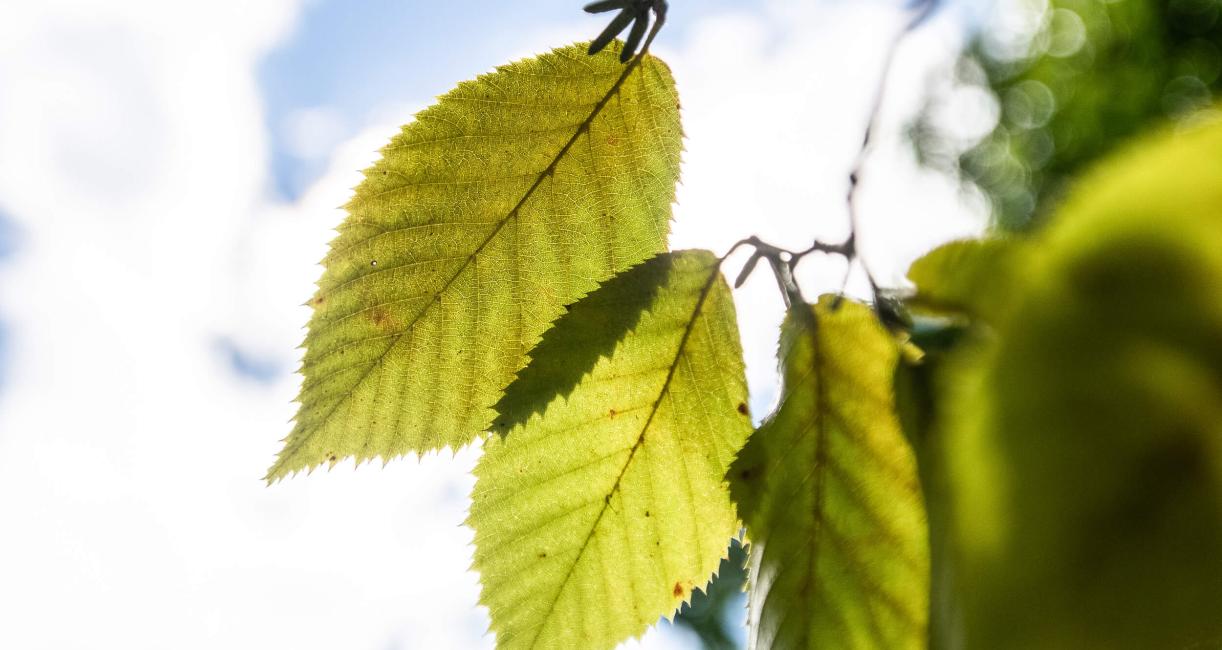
792,314,834,644
521,261,723,650
269,53,658,479
765,312,915,646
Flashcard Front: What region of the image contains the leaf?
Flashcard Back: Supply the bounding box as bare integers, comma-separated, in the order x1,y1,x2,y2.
905,237,1024,322
469,250,752,650
673,539,749,650
491,253,672,433
945,118,1222,649
892,326,970,650
730,297,928,650
900,239,1013,649
268,43,682,480
900,235,1030,649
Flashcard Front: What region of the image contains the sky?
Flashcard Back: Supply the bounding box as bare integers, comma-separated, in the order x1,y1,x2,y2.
0,1,992,648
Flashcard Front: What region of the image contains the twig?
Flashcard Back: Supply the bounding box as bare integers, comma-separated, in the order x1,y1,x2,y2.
638,1,667,57
843,0,938,305
586,0,668,62
707,2,939,315
721,236,804,309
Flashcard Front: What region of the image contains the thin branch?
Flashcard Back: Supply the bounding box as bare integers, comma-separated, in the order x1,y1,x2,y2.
721,236,805,309
638,1,667,57
715,2,938,314
843,0,938,304
586,0,668,62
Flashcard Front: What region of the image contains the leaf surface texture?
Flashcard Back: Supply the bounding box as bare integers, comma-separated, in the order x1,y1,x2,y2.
731,298,928,650
270,43,682,479
470,250,752,650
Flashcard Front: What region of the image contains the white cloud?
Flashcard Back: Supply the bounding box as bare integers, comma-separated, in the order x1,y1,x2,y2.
282,106,350,161
0,2,489,649
660,0,986,410
0,1,985,649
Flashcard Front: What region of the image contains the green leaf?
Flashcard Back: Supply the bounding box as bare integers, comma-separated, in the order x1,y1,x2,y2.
905,237,1024,322
469,250,752,650
730,298,929,650
491,252,671,432
946,118,1222,649
268,43,682,480
892,329,969,650
674,539,749,650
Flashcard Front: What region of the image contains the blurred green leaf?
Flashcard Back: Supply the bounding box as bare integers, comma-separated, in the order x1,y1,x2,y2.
918,0,1222,229
269,44,681,480
730,298,928,650
470,250,752,650
946,117,1222,649
893,319,978,650
906,237,1026,322
674,538,749,650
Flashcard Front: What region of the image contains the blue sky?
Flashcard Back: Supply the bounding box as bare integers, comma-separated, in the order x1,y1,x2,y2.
261,0,766,199
0,211,12,391
0,1,991,648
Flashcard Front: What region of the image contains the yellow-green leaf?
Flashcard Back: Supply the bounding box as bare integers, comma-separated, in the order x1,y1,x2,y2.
469,250,751,650
491,252,670,433
730,298,928,650
947,118,1222,649
269,43,682,480
906,237,1025,322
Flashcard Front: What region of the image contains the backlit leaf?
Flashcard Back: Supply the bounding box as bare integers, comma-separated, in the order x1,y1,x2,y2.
730,298,929,650
946,118,1222,649
268,43,682,480
905,237,1024,323
491,252,671,432
469,250,752,650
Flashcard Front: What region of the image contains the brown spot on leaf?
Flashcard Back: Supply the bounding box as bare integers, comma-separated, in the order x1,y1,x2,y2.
608,409,617,418
644,510,651,517
537,551,547,559
367,306,398,332
737,402,749,416
673,582,684,598
311,296,326,307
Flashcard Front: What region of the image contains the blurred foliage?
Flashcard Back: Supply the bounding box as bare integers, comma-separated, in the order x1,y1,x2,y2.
904,117,1222,649
896,238,1028,650
673,539,747,650
903,237,1026,322
914,0,1222,230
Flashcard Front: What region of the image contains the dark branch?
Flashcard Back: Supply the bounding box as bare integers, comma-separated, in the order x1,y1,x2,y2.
586,0,669,62
842,0,938,306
